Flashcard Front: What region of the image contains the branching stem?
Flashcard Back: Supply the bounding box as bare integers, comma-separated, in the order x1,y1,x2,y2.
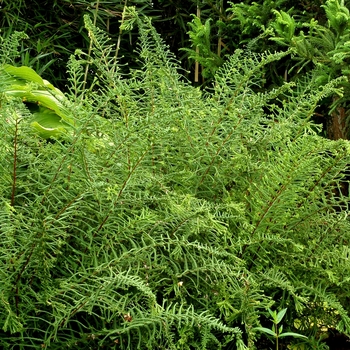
11,115,19,207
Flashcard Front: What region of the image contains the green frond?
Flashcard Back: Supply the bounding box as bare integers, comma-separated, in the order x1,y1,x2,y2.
1,9,350,349
0,31,28,65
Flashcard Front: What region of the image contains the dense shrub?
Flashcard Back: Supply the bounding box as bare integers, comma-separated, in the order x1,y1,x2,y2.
1,8,350,349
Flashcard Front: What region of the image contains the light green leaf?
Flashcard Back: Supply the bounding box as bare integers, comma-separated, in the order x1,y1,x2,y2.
3,64,44,85
254,327,276,337
31,121,67,139
268,308,277,320
279,332,308,339
30,106,73,139
276,308,288,323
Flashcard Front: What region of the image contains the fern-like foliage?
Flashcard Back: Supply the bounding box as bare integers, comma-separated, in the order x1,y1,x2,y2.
1,10,350,350
0,31,28,66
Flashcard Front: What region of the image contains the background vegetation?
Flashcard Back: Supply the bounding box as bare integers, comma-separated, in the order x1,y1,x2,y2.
1,1,350,349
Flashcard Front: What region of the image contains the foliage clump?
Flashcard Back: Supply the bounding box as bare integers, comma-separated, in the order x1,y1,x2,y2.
0,9,350,350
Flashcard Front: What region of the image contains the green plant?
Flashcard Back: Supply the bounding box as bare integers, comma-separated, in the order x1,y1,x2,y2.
0,0,156,90
255,308,307,349
0,64,74,138
1,7,350,350
181,15,223,80
268,0,350,139
227,0,327,44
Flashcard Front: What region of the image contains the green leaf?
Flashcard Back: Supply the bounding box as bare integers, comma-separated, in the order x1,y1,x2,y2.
3,64,44,85
276,308,288,324
268,308,277,320
5,87,74,125
1,65,75,127
30,106,72,139
254,327,276,337
279,332,308,339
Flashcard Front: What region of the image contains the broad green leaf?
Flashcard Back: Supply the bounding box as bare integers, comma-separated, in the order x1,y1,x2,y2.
30,107,72,139
0,66,75,127
1,74,74,125
3,64,44,85
0,75,27,89
8,89,74,125
3,64,64,95
31,121,67,139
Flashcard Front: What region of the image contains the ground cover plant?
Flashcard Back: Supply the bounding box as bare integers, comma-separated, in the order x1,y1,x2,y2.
1,7,350,349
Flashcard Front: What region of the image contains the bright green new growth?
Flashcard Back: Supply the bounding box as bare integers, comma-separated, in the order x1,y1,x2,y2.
0,64,75,139
182,15,223,79
1,8,350,349
268,0,350,139
255,308,307,350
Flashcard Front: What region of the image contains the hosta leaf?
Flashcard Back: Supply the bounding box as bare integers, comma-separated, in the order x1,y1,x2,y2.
3,64,45,85
30,107,73,139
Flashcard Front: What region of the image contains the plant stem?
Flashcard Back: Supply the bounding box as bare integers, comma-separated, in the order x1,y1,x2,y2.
115,0,128,64
194,4,200,82
11,113,19,207
83,0,100,92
